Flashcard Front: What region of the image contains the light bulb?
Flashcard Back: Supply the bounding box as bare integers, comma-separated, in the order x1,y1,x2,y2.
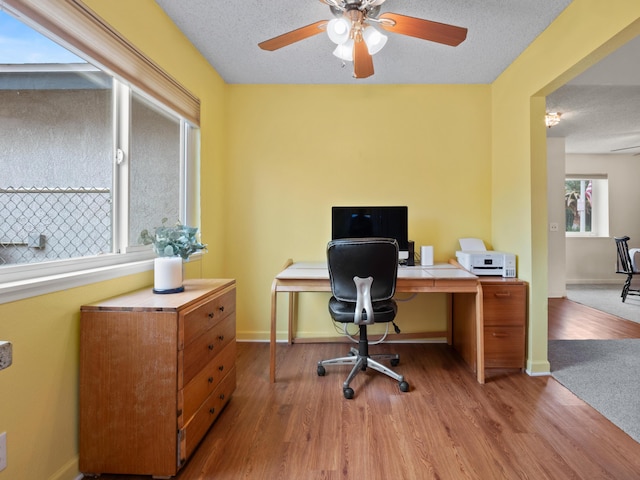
327,18,351,45
363,27,387,55
333,39,354,62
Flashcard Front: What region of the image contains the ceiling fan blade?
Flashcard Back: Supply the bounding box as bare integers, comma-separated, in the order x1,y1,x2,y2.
611,145,640,152
258,20,328,51
379,12,467,46
353,38,374,79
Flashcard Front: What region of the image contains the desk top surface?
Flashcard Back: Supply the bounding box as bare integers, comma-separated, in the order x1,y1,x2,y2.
276,262,477,281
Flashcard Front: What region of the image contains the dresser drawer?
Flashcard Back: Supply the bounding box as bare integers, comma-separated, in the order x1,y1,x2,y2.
484,326,525,368
482,285,526,326
182,341,237,422
180,366,236,465
183,314,236,385
183,287,236,346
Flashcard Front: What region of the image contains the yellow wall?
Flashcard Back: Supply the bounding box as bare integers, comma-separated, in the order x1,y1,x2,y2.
492,0,640,373
0,1,227,479
225,84,492,340
1,0,640,479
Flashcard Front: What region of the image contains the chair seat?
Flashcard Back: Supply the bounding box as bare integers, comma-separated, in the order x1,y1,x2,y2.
328,296,397,323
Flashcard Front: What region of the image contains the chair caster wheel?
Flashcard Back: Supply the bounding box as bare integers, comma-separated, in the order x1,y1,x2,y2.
399,381,409,392
317,365,326,376
391,358,399,367
343,387,354,399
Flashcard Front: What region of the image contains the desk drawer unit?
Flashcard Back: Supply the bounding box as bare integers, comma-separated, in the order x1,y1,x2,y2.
79,279,236,478
481,279,527,369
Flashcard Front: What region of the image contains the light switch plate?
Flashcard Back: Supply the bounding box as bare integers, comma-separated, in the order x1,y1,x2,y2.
0,342,12,371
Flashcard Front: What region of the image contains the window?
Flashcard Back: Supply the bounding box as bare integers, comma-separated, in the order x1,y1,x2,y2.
565,176,609,237
0,5,200,302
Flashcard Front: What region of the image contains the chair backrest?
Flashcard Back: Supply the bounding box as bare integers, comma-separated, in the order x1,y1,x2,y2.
615,236,633,274
327,238,398,303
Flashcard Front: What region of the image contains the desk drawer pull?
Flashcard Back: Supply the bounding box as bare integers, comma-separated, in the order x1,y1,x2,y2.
494,292,511,298
208,312,215,319
218,365,224,372
219,306,225,312
208,344,214,351
208,376,214,383
209,407,215,415
491,332,509,338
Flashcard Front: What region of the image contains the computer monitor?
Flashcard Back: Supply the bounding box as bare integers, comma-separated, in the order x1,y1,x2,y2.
331,206,409,260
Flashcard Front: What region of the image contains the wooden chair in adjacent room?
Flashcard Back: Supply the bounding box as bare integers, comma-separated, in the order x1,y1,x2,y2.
614,236,640,302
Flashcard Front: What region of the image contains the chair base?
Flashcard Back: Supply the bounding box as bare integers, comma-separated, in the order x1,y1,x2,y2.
317,346,409,399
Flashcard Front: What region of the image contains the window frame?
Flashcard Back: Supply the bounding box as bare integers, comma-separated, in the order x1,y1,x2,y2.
564,174,609,238
0,1,202,305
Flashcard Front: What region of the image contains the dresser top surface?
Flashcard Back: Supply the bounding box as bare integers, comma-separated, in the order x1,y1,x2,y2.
81,278,235,312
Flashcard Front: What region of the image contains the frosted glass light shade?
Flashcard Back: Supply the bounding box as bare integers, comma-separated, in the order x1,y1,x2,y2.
333,39,354,61
327,17,351,44
363,27,387,55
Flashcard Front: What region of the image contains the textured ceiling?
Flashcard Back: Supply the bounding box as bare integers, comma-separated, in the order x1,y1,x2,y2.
154,0,571,85
155,0,640,155
546,35,640,155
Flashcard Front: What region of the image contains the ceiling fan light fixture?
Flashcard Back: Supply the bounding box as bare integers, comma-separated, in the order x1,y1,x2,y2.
545,112,561,128
327,17,351,44
333,39,354,61
363,26,387,55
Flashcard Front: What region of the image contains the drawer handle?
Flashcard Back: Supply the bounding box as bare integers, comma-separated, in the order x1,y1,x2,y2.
208,376,214,383
208,344,215,351
494,292,511,298
219,393,225,400
209,407,215,415
218,365,224,372
492,332,509,338
218,335,225,341
219,306,225,312
208,312,215,319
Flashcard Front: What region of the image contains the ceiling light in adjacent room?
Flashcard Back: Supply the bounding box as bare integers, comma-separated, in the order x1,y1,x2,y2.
545,112,561,128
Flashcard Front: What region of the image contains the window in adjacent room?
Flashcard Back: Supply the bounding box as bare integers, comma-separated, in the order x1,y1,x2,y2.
565,175,609,237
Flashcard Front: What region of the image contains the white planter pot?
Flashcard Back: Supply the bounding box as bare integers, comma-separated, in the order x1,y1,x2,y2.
153,256,184,293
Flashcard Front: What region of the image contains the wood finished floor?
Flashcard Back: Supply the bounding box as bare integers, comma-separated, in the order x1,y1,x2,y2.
90,298,640,480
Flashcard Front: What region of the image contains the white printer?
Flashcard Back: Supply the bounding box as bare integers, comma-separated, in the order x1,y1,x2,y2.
455,238,516,278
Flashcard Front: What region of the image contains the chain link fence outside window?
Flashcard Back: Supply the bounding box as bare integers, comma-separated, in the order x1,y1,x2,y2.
0,187,111,266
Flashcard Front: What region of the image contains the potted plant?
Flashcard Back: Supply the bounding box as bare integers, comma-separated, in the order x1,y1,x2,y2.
139,219,207,293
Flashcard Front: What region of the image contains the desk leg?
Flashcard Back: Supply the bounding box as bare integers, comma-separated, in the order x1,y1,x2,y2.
288,292,297,345
270,279,278,383
475,283,485,384
446,293,453,345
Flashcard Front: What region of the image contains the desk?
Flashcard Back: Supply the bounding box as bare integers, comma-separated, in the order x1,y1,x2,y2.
270,260,485,383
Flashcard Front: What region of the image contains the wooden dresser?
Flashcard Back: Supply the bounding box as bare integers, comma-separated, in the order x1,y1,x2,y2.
453,277,527,375
79,278,236,478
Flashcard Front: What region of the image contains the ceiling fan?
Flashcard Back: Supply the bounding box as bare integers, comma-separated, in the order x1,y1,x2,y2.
611,145,640,156
258,0,468,79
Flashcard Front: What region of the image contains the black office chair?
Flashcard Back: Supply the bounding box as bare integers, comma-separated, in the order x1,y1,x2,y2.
615,236,640,302
317,238,410,399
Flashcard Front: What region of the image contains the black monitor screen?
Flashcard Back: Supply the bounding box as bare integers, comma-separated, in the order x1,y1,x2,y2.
331,206,408,251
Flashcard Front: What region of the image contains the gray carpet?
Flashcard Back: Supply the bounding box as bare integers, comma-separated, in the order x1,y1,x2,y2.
548,339,640,443
566,284,640,324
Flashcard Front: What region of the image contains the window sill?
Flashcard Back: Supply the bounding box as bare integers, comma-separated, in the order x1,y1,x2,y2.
565,233,609,238
0,257,153,305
